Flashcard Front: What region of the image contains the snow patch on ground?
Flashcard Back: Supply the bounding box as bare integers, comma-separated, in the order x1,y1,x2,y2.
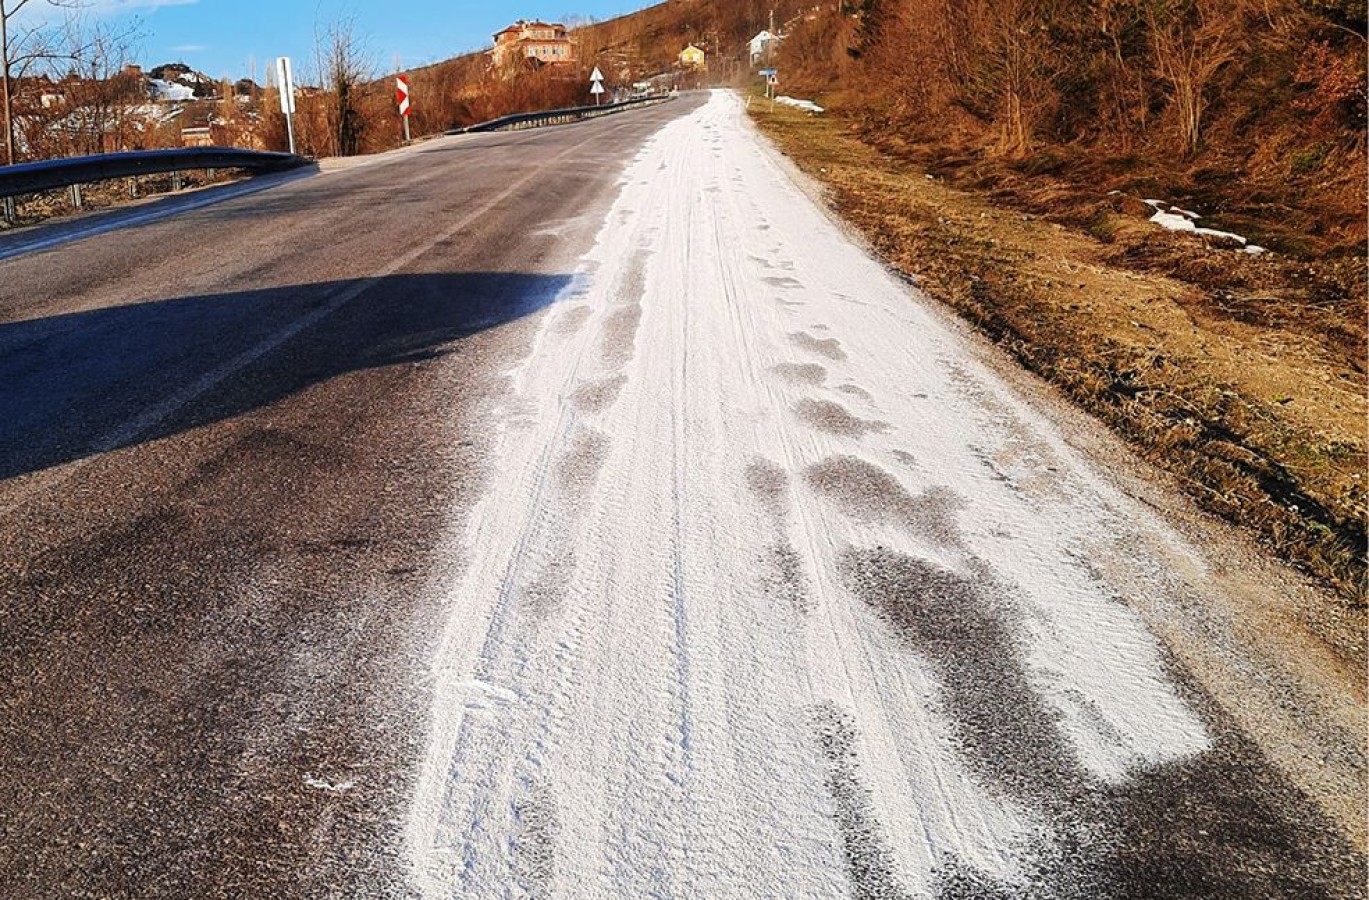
776,96,825,113
149,79,195,102
1143,198,1265,252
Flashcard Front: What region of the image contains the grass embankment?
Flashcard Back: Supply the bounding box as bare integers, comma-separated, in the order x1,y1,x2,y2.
749,99,1366,614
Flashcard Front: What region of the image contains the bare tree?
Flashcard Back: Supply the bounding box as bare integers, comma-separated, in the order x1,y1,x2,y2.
1,0,77,164
1148,0,1247,155
14,10,145,160
315,17,371,157
58,16,143,155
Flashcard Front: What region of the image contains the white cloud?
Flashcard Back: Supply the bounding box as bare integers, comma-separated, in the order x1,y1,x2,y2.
169,43,206,53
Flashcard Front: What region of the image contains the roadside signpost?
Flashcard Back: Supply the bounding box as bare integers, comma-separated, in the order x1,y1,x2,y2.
275,56,297,155
396,74,412,143
590,67,605,106
760,68,780,104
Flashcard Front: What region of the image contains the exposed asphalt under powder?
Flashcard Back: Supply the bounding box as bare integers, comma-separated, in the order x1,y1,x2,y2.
812,701,918,900
839,545,1365,898
805,456,966,549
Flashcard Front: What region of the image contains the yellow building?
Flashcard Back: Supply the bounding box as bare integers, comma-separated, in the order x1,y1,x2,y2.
678,44,706,70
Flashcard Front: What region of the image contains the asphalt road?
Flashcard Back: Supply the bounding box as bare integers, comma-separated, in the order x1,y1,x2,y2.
0,95,709,898
1,92,1363,899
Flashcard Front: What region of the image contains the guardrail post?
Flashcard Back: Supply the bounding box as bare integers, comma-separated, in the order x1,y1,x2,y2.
129,178,138,200
2,196,13,223
70,184,82,209
172,170,183,191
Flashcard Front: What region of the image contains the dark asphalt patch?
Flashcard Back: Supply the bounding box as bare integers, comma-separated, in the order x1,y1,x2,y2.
570,375,628,414
555,428,610,494
598,248,650,369
805,456,965,548
789,331,847,361
600,305,643,369
552,305,593,335
838,547,1080,800
746,458,811,614
772,362,827,386
511,781,559,898
812,701,917,900
518,547,576,625
794,398,888,438
744,457,790,521
838,384,874,401
838,546,1366,898
763,542,810,613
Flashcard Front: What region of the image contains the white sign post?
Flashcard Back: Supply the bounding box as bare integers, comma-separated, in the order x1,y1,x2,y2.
590,66,605,106
276,56,297,155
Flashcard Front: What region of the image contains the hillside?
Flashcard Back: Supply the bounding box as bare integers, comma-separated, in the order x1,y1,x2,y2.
744,1,1367,600
772,0,1367,260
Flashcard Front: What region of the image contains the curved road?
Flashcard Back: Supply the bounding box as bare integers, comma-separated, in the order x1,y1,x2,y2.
0,92,1362,898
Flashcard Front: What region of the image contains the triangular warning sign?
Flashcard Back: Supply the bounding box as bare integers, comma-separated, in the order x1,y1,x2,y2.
590,67,604,82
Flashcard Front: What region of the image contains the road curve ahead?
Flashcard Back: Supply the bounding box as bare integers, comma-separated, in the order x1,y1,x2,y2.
1,91,1363,898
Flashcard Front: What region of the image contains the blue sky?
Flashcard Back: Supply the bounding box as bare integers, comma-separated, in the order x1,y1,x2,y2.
26,1,651,83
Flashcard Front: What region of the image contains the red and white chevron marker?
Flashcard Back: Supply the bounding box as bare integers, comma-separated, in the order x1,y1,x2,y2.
396,74,412,142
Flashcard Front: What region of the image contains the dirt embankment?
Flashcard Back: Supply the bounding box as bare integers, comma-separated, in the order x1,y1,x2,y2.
748,99,1366,622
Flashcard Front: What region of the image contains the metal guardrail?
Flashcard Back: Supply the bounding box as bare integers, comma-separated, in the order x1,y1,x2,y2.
449,95,672,135
0,147,310,200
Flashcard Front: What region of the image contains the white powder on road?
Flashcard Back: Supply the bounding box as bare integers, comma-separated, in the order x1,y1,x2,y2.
406,91,1228,897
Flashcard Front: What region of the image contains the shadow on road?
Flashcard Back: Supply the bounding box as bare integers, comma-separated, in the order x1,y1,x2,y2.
0,271,571,481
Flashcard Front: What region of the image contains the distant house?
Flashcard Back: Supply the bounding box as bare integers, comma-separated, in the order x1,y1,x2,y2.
493,20,576,68
748,30,780,65
679,44,706,70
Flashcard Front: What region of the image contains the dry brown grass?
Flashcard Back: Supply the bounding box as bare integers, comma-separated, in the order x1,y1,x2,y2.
750,98,1366,610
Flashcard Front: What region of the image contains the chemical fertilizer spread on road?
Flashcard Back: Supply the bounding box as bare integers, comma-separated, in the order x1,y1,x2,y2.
405,93,1362,897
